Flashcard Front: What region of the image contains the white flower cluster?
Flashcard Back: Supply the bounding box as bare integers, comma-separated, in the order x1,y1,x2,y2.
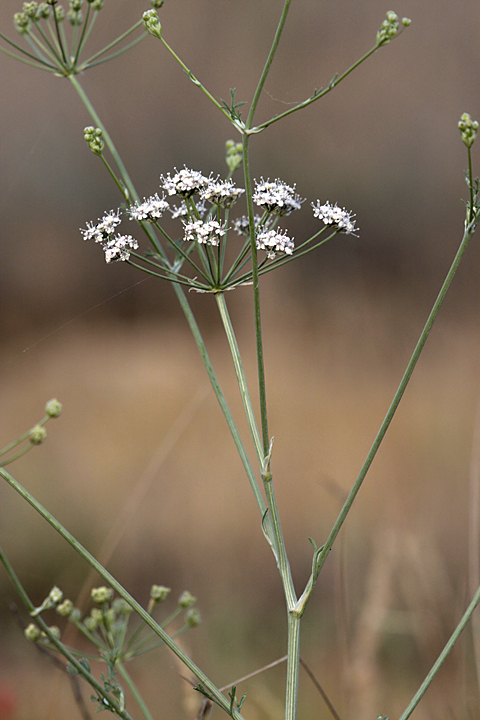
127,193,169,221
201,178,245,209
311,200,358,235
80,210,138,263
169,199,207,220
253,178,303,216
232,215,263,237
160,167,209,198
256,228,294,260
183,219,226,246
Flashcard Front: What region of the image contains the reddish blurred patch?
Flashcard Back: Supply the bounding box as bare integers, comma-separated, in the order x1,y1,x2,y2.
0,684,16,720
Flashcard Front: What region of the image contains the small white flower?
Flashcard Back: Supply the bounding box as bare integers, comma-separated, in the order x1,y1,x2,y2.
127,194,169,221
103,234,138,263
183,219,226,246
81,210,121,243
312,200,358,235
160,167,209,198
232,214,264,237
97,209,122,235
169,198,207,220
201,178,245,208
253,178,304,216
256,228,294,259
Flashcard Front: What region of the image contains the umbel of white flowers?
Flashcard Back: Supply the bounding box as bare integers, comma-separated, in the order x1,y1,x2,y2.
80,167,357,266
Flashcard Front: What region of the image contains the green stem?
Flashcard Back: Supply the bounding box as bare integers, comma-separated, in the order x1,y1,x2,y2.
159,36,235,126
242,135,269,453
67,79,269,525
263,457,296,610
285,613,301,720
215,292,264,467
117,661,154,720
68,74,139,204
0,467,246,720
296,217,477,614
251,34,407,134
81,20,144,67
398,579,480,720
245,0,292,131
172,282,267,518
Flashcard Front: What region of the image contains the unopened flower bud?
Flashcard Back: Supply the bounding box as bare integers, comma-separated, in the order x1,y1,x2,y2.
84,615,98,631
67,9,82,25
150,585,171,602
151,0,165,7
104,608,116,627
112,598,132,615
54,5,65,21
14,12,30,34
37,3,51,18
185,608,201,627
178,591,196,609
43,625,61,640
143,9,162,39
84,126,104,155
402,17,411,26
91,586,113,604
29,425,46,445
56,599,74,617
23,3,39,19
24,623,41,641
45,398,62,418
459,113,479,148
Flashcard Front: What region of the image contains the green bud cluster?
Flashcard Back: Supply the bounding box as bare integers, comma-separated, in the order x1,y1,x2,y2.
185,608,201,627
86,0,104,8
24,623,41,641
178,590,196,608
84,126,104,155
150,584,171,602
45,398,62,418
459,113,479,148
151,0,165,7
56,598,74,617
22,2,40,18
225,140,243,172
29,425,47,445
13,12,30,34
91,586,114,604
143,9,162,39
376,11,410,47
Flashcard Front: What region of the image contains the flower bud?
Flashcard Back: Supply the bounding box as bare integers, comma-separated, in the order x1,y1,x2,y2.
14,12,30,34
29,425,47,445
112,598,133,615
185,608,201,627
91,586,113,604
143,9,162,39
56,599,74,617
178,591,196,609
458,113,479,148
45,398,62,418
150,585,171,602
24,623,41,641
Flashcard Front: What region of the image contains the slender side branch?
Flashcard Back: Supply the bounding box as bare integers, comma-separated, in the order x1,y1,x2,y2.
398,579,480,720
295,215,478,615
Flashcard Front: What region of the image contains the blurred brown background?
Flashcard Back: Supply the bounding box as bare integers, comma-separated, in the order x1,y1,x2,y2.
1,1,480,719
